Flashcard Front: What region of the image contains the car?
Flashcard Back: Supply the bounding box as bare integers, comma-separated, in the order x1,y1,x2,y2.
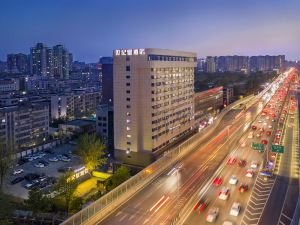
263,122,267,126
223,221,233,225
12,168,24,175
194,199,207,212
24,179,39,189
230,202,241,216
241,142,246,147
24,173,41,181
239,184,249,193
218,187,230,200
248,132,254,139
227,157,236,165
17,158,28,166
49,157,58,162
34,163,45,168
250,161,258,169
272,119,276,122
266,116,270,120
206,207,219,222
238,159,246,167
229,175,238,185
11,177,24,185
266,131,272,136
256,133,261,138
213,177,223,186
261,139,268,145
258,120,262,123
258,127,264,133
246,169,254,178
39,160,49,166
251,125,257,130
62,156,71,162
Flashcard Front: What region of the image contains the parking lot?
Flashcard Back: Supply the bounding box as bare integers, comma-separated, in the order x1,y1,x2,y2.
3,143,83,199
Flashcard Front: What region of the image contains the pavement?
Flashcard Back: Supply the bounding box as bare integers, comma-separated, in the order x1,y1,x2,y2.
3,143,80,199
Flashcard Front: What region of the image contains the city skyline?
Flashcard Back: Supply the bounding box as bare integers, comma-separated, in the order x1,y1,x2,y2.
0,0,300,62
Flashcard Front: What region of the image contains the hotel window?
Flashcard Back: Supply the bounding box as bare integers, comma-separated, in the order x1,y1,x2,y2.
126,83,130,86
126,105,131,108
126,112,131,116
126,75,130,79
126,98,130,101
126,90,130,94
126,66,130,71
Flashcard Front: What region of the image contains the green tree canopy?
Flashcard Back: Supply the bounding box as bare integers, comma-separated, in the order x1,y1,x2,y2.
53,171,79,213
0,142,15,190
75,133,107,172
105,166,130,192
24,188,51,215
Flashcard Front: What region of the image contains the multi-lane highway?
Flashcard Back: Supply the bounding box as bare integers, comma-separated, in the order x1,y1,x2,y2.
181,71,294,225
96,72,285,225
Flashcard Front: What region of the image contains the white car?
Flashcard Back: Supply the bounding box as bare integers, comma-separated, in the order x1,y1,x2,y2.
241,142,246,147
49,157,58,162
218,187,230,200
248,132,253,139
246,169,254,178
62,156,71,162
34,163,45,168
230,202,241,216
206,207,219,222
250,161,258,169
268,125,273,129
258,120,262,123
263,122,267,125
256,133,261,137
223,221,233,225
12,169,24,175
229,175,238,185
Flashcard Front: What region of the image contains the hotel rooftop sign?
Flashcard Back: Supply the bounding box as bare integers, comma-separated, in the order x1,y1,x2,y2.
115,49,145,56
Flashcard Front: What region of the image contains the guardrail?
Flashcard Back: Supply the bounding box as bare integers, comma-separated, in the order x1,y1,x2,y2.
61,95,255,225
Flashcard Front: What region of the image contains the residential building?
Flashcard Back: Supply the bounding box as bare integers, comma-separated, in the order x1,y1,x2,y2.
59,119,95,137
113,48,196,166
100,57,113,104
51,88,101,120
206,56,217,73
0,101,49,152
7,53,29,74
30,43,53,76
223,87,234,105
194,86,223,128
0,79,20,92
53,44,71,79
96,104,114,154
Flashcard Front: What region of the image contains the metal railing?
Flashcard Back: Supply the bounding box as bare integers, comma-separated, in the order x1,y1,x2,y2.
61,96,255,225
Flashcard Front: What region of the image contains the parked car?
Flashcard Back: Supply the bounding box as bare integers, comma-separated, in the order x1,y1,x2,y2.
24,173,41,181
11,177,24,185
12,169,24,175
34,163,45,168
49,157,58,162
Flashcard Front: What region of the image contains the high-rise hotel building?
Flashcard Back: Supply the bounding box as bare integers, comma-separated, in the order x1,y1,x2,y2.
113,48,196,166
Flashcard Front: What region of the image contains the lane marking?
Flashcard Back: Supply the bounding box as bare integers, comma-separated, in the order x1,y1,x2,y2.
154,196,170,213
149,195,165,212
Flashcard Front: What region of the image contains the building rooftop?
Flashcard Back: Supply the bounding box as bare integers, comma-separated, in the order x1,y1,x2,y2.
65,119,95,127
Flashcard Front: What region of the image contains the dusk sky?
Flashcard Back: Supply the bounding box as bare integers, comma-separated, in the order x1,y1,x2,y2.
0,0,299,62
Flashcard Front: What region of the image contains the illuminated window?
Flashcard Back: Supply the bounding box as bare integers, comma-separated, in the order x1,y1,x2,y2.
126,126,130,131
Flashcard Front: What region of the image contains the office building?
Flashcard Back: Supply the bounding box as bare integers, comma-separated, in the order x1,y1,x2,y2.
53,44,71,79
7,53,29,74
51,88,101,120
0,101,49,152
30,43,53,76
113,48,196,166
100,57,113,104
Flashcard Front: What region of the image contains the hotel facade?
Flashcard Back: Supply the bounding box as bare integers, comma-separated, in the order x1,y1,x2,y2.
113,48,196,166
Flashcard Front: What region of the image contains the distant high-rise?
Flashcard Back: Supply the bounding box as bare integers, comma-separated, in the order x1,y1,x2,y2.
53,45,71,80
113,48,195,166
100,57,113,104
206,56,217,73
7,53,29,74
30,43,53,76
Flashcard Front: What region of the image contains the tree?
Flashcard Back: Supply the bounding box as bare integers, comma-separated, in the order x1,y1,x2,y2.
24,188,51,215
105,166,130,192
0,142,14,190
75,133,107,172
53,171,79,213
0,192,14,225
